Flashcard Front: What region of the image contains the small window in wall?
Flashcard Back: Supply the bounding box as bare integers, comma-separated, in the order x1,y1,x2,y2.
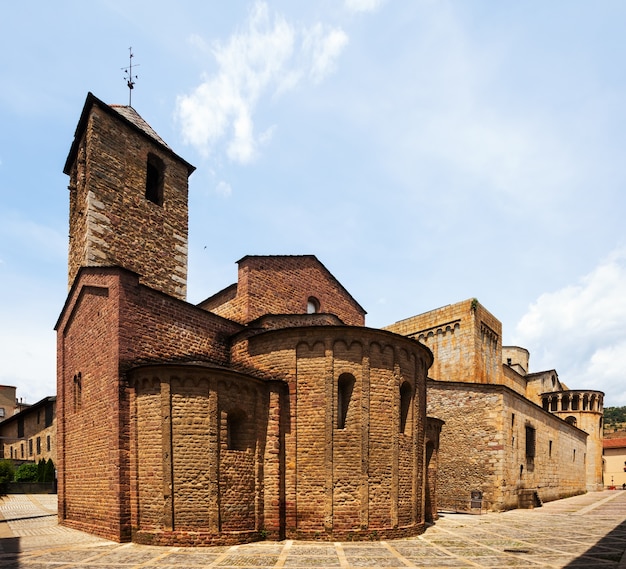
525,425,536,459
565,416,577,427
17,418,24,439
73,373,82,412
46,435,51,452
0,407,5,418
549,440,553,458
36,437,41,455
226,409,247,451
28,439,33,456
145,153,165,205
307,296,320,314
399,382,412,434
337,373,355,429
45,403,53,427
20,443,24,459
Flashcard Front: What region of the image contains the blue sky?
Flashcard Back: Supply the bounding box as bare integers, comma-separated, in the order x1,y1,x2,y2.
1,1,625,407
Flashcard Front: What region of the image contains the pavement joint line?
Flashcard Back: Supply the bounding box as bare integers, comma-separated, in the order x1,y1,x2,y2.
416,533,484,568
334,541,350,568
574,490,626,515
207,543,240,567
380,540,417,567
272,538,293,568
419,523,557,567
133,548,180,568
26,494,56,515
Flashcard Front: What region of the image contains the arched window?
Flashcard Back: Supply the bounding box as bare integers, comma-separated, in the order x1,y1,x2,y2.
227,409,247,451
399,382,412,434
337,373,355,429
307,296,320,314
565,416,577,427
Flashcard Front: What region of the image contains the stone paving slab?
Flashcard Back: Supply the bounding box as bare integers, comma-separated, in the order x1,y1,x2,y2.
1,491,626,568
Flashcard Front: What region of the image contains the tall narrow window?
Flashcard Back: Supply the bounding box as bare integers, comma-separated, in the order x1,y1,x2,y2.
525,425,536,459
17,418,24,439
227,409,247,451
399,382,412,434
145,153,165,205
45,402,53,427
337,373,355,429
73,373,82,412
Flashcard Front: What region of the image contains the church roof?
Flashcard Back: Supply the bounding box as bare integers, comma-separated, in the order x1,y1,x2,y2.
110,104,171,149
604,437,626,449
63,92,195,175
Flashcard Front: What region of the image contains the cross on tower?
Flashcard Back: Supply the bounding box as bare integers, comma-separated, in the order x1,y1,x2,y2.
121,47,139,106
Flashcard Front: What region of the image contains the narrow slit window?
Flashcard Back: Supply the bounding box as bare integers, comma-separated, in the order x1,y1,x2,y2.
145,153,165,205
226,409,247,451
337,373,355,429
525,425,536,459
400,382,412,434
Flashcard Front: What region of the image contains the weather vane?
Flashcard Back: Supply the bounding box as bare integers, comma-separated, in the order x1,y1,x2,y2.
122,47,139,107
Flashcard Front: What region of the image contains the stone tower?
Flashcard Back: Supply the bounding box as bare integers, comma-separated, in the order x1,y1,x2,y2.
541,389,605,491
63,92,195,300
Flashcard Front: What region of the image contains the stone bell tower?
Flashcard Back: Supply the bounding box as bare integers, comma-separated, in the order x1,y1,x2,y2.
63,92,195,300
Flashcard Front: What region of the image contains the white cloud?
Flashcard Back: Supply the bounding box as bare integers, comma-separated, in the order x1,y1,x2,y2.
216,180,232,197
303,23,349,84
345,0,385,13
514,248,626,405
176,1,348,164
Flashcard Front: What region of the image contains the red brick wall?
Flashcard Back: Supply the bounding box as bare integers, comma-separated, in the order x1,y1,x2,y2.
203,256,366,327
57,267,242,542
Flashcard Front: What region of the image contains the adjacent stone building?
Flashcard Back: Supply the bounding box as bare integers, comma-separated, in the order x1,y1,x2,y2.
0,396,56,463
385,299,604,511
56,93,441,545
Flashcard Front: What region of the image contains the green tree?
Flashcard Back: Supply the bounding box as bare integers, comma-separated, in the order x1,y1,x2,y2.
36,459,46,482
43,459,55,484
0,460,15,493
605,406,626,426
14,463,38,483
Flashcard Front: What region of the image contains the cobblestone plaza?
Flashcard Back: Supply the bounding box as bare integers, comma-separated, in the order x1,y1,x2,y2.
1,491,626,568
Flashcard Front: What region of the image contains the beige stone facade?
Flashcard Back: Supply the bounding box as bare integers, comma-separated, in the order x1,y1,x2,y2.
603,437,626,488
0,396,56,464
385,299,604,511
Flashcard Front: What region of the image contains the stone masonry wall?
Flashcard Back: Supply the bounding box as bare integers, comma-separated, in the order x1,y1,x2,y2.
429,381,588,511
231,326,431,540
57,267,243,542
67,102,191,300
128,366,276,546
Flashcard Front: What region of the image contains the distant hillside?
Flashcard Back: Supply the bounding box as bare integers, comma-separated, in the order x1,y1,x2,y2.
604,406,626,434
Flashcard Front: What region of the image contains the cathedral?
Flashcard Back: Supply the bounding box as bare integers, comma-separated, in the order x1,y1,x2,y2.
56,93,602,546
